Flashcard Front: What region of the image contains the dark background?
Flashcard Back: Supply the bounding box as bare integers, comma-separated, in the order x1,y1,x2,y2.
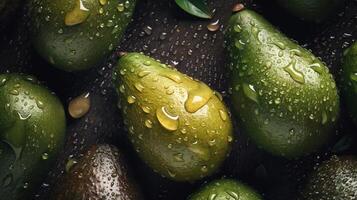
0,0,357,199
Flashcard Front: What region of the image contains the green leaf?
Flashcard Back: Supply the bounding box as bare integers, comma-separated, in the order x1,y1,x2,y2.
175,0,212,19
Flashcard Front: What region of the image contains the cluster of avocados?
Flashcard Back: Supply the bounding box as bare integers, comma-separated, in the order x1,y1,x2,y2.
0,0,356,199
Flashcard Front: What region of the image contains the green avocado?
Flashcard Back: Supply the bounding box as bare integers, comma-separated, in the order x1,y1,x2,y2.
189,179,262,200
342,42,357,125
113,53,233,181
225,9,339,158
275,0,345,23
52,144,143,200
29,0,136,71
303,156,357,200
0,73,66,200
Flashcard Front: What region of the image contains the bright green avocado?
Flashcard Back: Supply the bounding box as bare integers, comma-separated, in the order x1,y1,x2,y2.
113,53,233,181
275,0,345,23
342,42,357,126
189,179,262,200
225,9,339,158
303,156,357,200
29,0,136,71
0,73,66,200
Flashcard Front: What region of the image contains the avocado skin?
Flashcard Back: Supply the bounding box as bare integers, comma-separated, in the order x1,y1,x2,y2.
189,179,262,200
113,53,233,182
342,42,357,126
29,0,136,71
303,156,357,200
0,73,66,200
53,144,143,200
225,10,339,158
275,0,345,23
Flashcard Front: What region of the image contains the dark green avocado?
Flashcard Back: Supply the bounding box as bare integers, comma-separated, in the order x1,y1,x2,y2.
113,53,233,182
342,42,357,126
303,156,357,200
189,179,262,200
225,9,339,158
29,0,137,71
0,73,66,200
275,0,345,23
52,144,143,200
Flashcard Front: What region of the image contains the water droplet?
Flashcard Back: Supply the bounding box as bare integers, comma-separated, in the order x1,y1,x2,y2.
161,73,182,83
350,72,357,82
65,0,90,26
284,60,305,84
99,0,107,5
309,63,324,74
42,152,49,160
127,95,136,104
185,82,213,113
242,83,258,103
156,106,179,131
65,159,78,173
219,110,227,121
145,119,153,128
134,83,144,92
68,93,90,119
138,71,151,78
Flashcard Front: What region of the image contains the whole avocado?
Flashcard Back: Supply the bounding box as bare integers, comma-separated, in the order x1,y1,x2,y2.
342,42,357,126
53,144,143,200
225,9,339,158
189,179,262,200
275,0,345,23
303,156,357,200
29,0,137,71
0,73,66,200
113,53,233,181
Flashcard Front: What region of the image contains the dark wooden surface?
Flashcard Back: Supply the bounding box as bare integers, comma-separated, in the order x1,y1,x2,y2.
0,0,356,199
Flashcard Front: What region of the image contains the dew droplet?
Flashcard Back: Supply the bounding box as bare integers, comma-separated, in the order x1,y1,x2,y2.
127,95,136,104
65,0,90,26
145,119,153,128
219,110,227,121
185,82,213,113
242,83,258,103
284,60,305,84
156,107,179,131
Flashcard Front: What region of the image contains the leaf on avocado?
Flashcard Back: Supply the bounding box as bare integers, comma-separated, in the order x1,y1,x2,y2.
175,0,212,19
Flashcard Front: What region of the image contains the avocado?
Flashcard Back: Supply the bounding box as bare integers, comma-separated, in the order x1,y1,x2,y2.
0,73,66,200
303,155,357,200
342,42,357,126
52,144,143,200
113,53,233,181
189,179,262,200
29,0,137,71
225,9,339,158
275,0,345,23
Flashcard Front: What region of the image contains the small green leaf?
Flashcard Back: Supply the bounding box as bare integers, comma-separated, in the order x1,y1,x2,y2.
175,0,212,19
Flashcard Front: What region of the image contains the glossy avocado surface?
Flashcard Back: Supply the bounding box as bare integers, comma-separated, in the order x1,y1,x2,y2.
113,53,233,182
29,0,137,71
189,179,262,200
0,73,66,200
342,42,357,126
53,144,143,200
303,156,357,200
225,9,339,158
